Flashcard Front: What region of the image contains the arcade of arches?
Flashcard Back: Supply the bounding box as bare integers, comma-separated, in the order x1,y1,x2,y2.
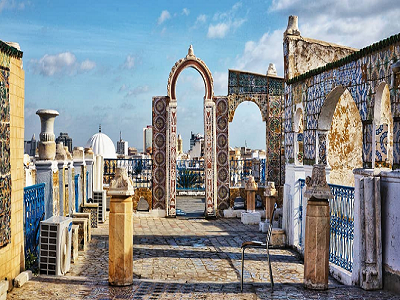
152,46,284,217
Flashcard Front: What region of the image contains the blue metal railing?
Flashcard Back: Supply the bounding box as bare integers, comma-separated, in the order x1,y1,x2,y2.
104,158,152,188
75,174,79,212
229,158,266,187
176,160,205,191
329,183,354,272
298,179,354,272
23,183,45,262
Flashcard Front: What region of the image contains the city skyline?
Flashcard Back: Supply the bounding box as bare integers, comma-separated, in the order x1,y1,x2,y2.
1,0,399,148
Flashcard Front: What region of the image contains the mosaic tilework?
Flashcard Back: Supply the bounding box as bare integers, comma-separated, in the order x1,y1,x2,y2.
0,65,11,248
167,103,177,216
318,132,327,165
285,38,400,168
215,97,230,212
363,122,373,166
228,70,285,186
204,103,216,216
152,97,168,210
267,95,284,186
82,205,98,228
375,123,388,163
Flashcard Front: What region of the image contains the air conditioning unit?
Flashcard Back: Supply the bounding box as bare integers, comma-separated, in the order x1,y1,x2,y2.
39,216,72,276
93,190,106,222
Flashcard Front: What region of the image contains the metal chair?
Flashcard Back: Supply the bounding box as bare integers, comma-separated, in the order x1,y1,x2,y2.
240,203,277,292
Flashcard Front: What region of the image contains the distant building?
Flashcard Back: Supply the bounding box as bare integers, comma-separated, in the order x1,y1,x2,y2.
190,132,203,151
116,131,128,156
24,134,37,157
85,125,117,159
177,134,183,155
56,132,73,153
128,147,138,156
188,137,204,160
143,125,152,154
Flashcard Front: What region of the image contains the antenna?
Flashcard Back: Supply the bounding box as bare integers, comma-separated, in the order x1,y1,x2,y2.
120,131,122,140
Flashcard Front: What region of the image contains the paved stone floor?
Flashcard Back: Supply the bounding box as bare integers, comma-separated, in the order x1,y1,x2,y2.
7,212,400,299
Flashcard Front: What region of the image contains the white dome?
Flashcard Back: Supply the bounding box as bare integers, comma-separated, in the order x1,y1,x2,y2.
85,132,117,159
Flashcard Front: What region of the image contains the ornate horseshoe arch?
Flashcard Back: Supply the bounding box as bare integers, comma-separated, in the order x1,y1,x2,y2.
153,46,217,217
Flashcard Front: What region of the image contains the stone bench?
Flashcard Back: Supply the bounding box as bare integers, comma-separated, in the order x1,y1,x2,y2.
71,225,79,262
72,218,88,251
72,212,91,241
82,203,99,228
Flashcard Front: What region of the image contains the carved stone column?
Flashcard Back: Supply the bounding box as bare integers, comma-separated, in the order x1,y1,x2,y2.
245,175,258,212
108,167,134,286
36,109,59,160
303,164,332,290
264,181,277,221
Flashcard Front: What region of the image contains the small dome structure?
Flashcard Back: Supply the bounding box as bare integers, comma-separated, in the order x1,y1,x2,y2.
85,126,117,159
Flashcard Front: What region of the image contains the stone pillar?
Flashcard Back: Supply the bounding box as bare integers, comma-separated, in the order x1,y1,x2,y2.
264,181,277,221
36,109,59,160
93,155,104,191
352,169,382,290
85,147,94,200
303,164,332,290
108,167,134,286
56,142,68,216
245,175,257,212
36,161,59,219
67,161,75,215
73,147,86,209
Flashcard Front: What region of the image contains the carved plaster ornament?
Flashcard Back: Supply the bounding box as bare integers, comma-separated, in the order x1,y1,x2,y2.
245,175,258,191
55,142,67,161
110,167,134,191
187,45,194,57
264,181,277,197
304,164,333,200
267,63,277,76
64,146,73,160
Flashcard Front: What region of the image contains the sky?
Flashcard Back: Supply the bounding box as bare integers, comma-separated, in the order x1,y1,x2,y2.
0,0,399,152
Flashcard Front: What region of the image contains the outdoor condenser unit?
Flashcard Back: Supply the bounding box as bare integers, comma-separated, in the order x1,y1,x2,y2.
39,216,72,276
93,190,106,222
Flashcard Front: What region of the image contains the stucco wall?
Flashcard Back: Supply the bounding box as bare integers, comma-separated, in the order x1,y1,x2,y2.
284,35,357,81
0,55,25,284
327,90,363,186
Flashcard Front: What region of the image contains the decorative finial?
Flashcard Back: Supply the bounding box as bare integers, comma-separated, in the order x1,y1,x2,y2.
267,63,277,76
99,124,102,133
285,15,301,37
187,45,194,57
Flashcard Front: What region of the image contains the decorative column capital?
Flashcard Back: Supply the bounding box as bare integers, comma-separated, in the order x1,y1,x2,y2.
108,167,134,197
304,164,333,200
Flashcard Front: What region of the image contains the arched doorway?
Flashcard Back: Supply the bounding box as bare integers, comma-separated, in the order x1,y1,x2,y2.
152,46,217,217
318,86,363,186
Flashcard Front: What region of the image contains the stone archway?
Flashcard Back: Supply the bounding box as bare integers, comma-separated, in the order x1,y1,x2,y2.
152,46,217,217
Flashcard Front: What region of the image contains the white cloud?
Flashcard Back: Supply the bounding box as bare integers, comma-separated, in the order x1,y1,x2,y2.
158,10,171,25
121,55,135,70
235,29,283,76
207,2,246,39
182,8,190,16
196,14,207,24
269,0,400,49
0,0,30,12
125,85,149,98
207,23,230,39
213,71,228,95
29,52,96,76
80,59,96,71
